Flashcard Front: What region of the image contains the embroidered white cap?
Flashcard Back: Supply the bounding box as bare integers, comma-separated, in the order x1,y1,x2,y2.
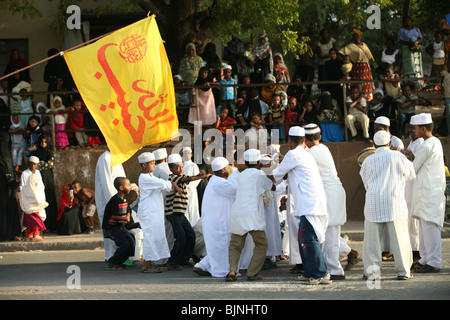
223,65,232,70
373,130,391,146
374,116,390,127
153,148,168,160
410,113,432,125
211,157,229,171
304,123,321,135
183,147,192,153
168,153,183,164
288,126,305,137
138,152,155,163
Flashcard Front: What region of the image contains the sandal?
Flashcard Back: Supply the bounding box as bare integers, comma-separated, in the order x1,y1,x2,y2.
247,273,263,281
141,267,164,273
105,265,125,271
414,264,441,273
225,271,237,282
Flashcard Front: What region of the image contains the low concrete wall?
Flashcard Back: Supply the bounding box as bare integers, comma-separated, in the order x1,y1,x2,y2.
53,138,450,223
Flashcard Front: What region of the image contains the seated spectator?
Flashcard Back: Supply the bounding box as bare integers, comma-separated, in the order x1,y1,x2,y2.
285,97,300,136
317,91,345,142
260,74,283,105
298,99,319,125
235,87,269,130
395,83,419,138
344,85,371,142
56,183,86,235
286,75,309,107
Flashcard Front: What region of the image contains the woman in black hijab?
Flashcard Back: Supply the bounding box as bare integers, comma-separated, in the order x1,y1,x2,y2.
30,134,58,231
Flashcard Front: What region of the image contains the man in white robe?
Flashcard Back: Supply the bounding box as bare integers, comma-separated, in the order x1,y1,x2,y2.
409,114,446,273
193,157,237,277
227,149,274,281
269,126,330,285
95,150,126,260
304,124,347,280
405,124,423,262
182,147,206,260
360,130,416,280
137,152,180,273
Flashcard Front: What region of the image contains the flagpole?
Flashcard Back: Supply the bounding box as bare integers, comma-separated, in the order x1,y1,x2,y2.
0,31,114,82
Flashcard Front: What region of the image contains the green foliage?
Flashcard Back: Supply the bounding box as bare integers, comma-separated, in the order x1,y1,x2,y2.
0,0,43,20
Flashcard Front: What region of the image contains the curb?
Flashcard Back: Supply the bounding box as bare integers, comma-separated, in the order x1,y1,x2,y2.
1,226,449,253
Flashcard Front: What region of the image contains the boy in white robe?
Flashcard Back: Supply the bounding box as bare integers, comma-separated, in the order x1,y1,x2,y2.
409,113,446,273
269,126,331,285
304,124,348,280
193,157,237,277
137,152,180,273
226,149,275,281
95,150,126,260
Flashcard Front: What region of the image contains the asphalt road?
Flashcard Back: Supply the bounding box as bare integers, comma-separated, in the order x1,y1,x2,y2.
1,240,450,305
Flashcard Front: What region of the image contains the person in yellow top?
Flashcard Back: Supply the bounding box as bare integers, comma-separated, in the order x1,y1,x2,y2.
339,29,375,100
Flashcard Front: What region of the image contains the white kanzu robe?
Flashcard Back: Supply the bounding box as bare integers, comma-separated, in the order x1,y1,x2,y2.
199,175,237,277
138,172,173,261
272,146,328,244
95,151,126,260
411,136,446,228
307,144,346,227
405,137,423,251
307,143,347,275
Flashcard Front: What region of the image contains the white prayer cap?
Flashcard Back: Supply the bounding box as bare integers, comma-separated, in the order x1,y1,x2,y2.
244,149,260,162
174,74,183,81
260,154,272,165
168,153,183,164
211,157,229,171
288,126,305,137
223,65,232,71
29,156,39,164
410,113,432,125
304,123,321,135
153,148,167,160
138,152,155,163
373,130,391,146
183,147,192,153
374,116,390,127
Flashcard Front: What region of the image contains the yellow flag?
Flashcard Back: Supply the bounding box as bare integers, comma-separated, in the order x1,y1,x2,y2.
64,15,178,166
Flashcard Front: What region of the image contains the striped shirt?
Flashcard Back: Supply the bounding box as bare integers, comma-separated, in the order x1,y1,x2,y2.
359,147,416,223
164,174,188,216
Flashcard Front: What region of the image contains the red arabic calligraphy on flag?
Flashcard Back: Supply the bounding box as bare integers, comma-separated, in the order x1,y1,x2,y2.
64,15,178,166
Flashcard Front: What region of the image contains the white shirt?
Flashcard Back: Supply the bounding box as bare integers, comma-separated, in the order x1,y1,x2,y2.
411,137,446,228
360,147,416,223
405,137,424,208
307,144,347,226
153,162,171,180
230,168,273,235
19,169,47,215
